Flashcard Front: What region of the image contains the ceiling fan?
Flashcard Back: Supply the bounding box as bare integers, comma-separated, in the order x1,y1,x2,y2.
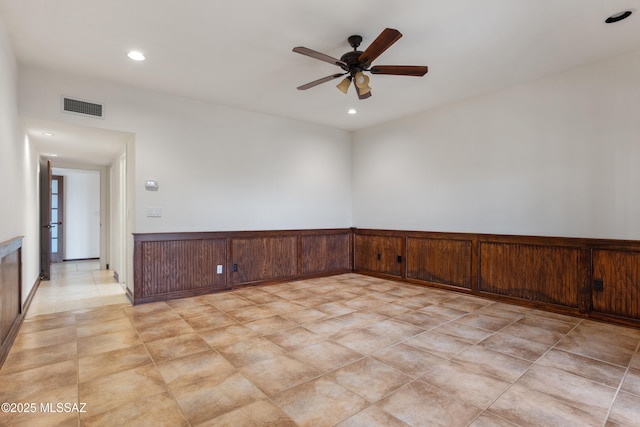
293,28,428,99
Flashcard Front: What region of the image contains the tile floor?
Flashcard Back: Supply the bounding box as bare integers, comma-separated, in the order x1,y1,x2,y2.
1,272,640,426
26,261,129,317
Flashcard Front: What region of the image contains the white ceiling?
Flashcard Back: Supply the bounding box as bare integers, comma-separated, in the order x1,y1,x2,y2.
2,0,640,164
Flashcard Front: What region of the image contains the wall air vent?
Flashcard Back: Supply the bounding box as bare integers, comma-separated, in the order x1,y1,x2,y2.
61,96,104,119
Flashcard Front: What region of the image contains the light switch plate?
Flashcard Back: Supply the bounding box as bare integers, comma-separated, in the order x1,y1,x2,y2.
146,207,162,217
216,265,223,274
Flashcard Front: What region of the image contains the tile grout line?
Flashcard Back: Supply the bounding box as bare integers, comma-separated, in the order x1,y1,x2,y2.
600,339,640,427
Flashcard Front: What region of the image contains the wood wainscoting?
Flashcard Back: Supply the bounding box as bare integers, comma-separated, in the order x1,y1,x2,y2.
133,229,352,304
0,237,23,367
353,229,640,327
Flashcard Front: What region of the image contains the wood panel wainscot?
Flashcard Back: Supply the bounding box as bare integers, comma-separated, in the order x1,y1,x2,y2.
133,229,352,304
353,229,640,327
0,237,23,367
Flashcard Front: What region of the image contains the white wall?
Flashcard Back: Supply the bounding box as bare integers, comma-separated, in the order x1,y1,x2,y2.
18,66,353,234
0,18,40,302
52,168,101,259
353,49,640,240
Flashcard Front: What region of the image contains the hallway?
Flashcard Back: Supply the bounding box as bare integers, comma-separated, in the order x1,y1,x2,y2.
27,260,129,317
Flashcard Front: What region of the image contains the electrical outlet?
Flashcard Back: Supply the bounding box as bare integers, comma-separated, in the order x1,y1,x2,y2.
232,263,238,272
216,265,223,274
594,279,604,291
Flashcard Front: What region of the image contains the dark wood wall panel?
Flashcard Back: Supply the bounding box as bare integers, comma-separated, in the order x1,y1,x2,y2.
592,249,640,319
407,237,472,289
134,229,352,303
231,236,297,285
300,233,351,275
1,237,23,368
354,234,404,277
140,239,227,298
479,242,581,307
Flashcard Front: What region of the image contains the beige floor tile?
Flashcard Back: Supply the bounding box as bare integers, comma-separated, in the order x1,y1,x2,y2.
76,316,134,338
327,358,412,403
555,334,636,367
156,350,236,390
11,325,77,352
145,333,211,362
240,354,321,395
417,304,468,320
537,349,627,388
198,399,296,427
199,323,259,348
418,361,512,408
244,314,298,335
404,331,472,359
283,307,331,323
78,344,152,383
621,369,640,396
608,391,640,426
183,310,238,331
172,372,266,425
138,318,196,342
81,391,188,426
431,321,494,344
518,365,617,418
77,328,142,357
452,346,532,383
378,381,482,427
489,383,604,426
454,312,514,331
499,321,567,346
366,319,425,341
0,360,77,402
79,364,167,418
1,341,77,375
469,411,520,427
290,341,363,372
480,332,550,362
265,326,326,351
332,328,400,355
393,310,449,330
372,343,447,378
273,377,368,427
217,336,286,367
336,405,409,427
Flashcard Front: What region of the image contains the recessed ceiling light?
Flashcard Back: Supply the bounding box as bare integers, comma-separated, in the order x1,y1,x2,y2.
42,132,54,136
347,109,357,115
605,10,633,23
44,153,58,157
127,50,146,61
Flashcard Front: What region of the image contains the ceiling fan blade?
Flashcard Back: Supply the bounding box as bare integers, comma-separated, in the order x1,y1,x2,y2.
370,65,428,76
293,47,347,67
296,73,346,90
355,84,372,100
358,28,402,65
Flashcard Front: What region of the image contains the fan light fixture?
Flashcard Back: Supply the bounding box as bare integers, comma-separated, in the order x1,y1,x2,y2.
354,72,371,95
336,77,351,94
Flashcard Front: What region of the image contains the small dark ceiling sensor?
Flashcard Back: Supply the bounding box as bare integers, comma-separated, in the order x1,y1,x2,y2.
605,10,633,23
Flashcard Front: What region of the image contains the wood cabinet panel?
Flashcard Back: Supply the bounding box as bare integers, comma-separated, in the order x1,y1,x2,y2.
592,249,640,319
140,239,227,297
479,241,581,307
407,237,472,289
354,234,403,277
231,236,297,284
300,233,351,275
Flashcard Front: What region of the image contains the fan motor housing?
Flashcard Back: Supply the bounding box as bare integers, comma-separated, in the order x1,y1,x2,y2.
340,51,367,73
